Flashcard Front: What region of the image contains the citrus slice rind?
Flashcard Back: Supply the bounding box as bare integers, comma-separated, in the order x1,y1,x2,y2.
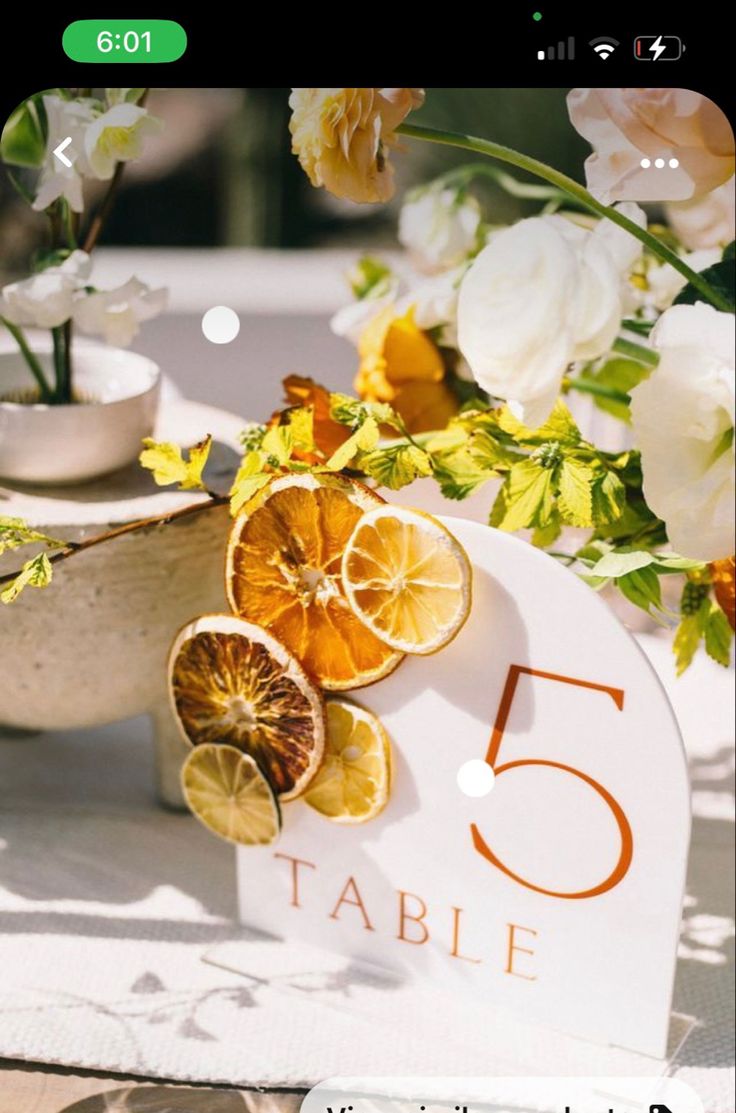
304,699,392,824
168,613,325,801
342,506,472,655
181,743,281,846
225,473,404,691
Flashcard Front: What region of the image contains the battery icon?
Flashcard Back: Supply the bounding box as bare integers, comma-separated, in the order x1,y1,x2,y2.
634,35,683,60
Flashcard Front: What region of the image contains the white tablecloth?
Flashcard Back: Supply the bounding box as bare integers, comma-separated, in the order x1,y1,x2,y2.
0,634,732,1108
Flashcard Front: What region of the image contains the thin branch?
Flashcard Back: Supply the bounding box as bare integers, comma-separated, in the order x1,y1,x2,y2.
0,493,228,589
82,161,126,253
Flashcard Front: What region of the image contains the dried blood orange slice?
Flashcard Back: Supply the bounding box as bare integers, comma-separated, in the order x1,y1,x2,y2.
169,614,324,800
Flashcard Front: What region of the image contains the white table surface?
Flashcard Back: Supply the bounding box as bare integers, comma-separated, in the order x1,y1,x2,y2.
0,633,732,1108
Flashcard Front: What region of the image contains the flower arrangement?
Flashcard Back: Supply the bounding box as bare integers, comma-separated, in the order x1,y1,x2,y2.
0,88,165,403
1,87,733,678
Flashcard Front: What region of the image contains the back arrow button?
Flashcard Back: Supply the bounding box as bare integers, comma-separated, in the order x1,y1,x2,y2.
53,136,74,168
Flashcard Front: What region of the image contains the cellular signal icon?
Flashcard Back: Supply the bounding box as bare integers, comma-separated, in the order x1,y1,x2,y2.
589,36,619,59
536,35,575,60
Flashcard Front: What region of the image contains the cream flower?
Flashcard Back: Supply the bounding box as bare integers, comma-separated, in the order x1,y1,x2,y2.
33,95,96,213
289,88,424,203
457,207,645,427
0,251,91,328
630,303,735,561
84,103,162,180
567,88,734,204
398,188,481,272
73,278,167,346
666,179,736,250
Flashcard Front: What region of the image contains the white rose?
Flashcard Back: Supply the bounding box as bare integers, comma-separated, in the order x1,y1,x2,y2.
73,277,167,346
84,103,162,181
457,207,645,428
630,303,735,561
0,251,92,328
666,179,735,250
646,248,721,312
33,95,96,213
399,188,481,273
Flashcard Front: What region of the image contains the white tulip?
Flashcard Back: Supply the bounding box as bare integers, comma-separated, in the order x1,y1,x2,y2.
630,303,735,561
84,103,162,180
0,251,92,328
73,278,167,346
33,96,96,213
399,188,481,273
457,207,646,428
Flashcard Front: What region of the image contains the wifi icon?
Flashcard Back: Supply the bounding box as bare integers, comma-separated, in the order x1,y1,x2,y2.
590,36,619,59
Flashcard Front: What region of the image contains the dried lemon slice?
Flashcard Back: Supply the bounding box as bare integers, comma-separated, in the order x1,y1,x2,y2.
169,614,324,800
181,743,281,846
342,506,472,655
225,474,404,690
305,699,391,824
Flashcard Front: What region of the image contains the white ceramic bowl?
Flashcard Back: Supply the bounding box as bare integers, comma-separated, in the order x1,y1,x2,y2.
0,333,160,484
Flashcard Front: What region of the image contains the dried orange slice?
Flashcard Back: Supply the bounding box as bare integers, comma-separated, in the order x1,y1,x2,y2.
225,474,404,690
305,699,392,824
181,743,281,846
342,506,472,655
169,614,324,800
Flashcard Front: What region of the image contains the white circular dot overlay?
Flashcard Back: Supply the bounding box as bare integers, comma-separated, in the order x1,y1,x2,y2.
202,305,240,344
654,158,665,169
640,158,651,169
669,157,679,169
457,758,496,798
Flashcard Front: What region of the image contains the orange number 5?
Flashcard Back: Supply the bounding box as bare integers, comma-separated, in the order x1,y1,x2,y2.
471,665,633,900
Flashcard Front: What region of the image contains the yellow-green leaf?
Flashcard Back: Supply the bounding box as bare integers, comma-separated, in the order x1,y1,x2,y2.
498,400,581,446
673,613,701,675
495,460,555,531
360,443,433,490
557,458,595,527
287,407,315,453
432,447,496,500
325,416,379,471
261,425,292,467
0,516,66,555
229,451,270,516
139,435,212,490
703,601,733,668
329,394,399,431
1,552,53,604
531,514,562,548
590,469,626,524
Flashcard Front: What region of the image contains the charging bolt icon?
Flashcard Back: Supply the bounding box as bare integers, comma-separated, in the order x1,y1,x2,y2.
634,35,684,60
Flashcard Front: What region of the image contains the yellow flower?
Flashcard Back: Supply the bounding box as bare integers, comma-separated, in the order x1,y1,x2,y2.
289,88,424,203
355,305,458,433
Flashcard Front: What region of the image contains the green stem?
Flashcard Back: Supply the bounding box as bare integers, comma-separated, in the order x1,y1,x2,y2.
51,327,65,401
397,123,732,313
435,161,571,203
1,318,54,402
565,378,630,406
612,336,659,367
62,199,78,250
